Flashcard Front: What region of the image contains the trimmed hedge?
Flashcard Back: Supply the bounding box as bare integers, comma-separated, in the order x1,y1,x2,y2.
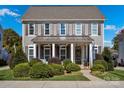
94,60,108,71
13,63,30,77
49,64,64,75
91,64,105,72
107,62,114,71
30,63,54,78
29,58,43,67
63,59,72,69
48,57,61,64
66,63,81,73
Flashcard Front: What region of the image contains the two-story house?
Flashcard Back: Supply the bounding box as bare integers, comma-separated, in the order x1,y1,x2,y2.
22,6,104,67
0,25,3,59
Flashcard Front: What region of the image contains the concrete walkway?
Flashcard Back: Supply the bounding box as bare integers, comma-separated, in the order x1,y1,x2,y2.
0,81,124,88
115,67,124,70
82,70,105,81
0,66,9,70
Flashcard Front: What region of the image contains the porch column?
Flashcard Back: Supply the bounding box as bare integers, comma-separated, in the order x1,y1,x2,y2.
38,44,40,59
81,45,85,65
52,43,55,57
71,43,74,63
89,43,93,67
34,44,36,58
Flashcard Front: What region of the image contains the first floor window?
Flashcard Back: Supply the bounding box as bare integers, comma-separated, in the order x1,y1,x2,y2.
75,24,82,35
60,23,66,35
93,45,98,59
91,24,98,36
28,46,34,61
29,24,35,35
60,45,66,60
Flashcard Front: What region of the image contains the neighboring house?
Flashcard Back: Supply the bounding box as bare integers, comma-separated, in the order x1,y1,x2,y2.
22,6,104,67
118,29,124,64
0,25,3,59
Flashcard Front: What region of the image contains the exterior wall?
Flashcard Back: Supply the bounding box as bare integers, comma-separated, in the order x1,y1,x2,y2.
0,26,3,59
22,22,104,57
118,37,124,63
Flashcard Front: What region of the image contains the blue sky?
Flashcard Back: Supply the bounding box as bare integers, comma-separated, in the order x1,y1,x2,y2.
0,5,124,45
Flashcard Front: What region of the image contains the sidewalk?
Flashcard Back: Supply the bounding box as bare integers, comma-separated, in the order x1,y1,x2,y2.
0,66,9,70
82,70,105,81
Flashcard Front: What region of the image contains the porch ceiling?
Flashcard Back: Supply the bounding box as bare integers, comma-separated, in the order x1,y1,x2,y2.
32,36,94,44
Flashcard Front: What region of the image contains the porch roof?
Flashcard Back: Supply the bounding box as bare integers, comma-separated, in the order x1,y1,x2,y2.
32,36,94,44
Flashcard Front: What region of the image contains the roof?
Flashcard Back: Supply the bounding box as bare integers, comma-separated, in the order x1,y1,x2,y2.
22,6,104,22
32,36,94,44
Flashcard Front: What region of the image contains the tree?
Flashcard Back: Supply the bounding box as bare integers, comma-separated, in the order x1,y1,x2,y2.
112,35,119,50
3,28,21,54
12,46,28,69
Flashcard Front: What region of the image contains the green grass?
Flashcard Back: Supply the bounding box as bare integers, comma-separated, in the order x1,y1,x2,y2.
0,69,89,81
92,70,124,81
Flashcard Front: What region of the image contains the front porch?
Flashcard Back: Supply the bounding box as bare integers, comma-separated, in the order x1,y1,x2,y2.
31,36,94,67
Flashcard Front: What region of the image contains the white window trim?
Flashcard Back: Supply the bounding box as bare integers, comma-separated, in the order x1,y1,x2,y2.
28,24,35,36
59,45,67,60
28,45,34,61
59,23,66,36
75,23,82,35
44,23,51,36
91,23,98,36
44,45,51,60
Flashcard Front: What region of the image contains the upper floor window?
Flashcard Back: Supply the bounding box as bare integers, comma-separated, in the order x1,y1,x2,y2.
75,24,82,35
60,23,66,35
91,24,98,36
44,23,50,35
28,24,35,35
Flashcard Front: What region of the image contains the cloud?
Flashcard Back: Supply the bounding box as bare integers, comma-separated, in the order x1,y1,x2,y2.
0,8,20,17
15,18,21,23
104,25,117,31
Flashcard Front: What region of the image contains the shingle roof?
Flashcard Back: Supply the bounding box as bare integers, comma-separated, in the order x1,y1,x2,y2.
32,36,94,44
22,6,104,22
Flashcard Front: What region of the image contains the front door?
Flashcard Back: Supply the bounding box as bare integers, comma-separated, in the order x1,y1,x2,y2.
44,46,51,61
75,46,81,64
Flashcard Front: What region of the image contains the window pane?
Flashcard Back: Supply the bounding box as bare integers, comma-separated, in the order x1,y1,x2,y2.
45,24,49,35
61,24,65,35
92,24,98,35
29,49,33,55
75,24,82,35
29,24,34,35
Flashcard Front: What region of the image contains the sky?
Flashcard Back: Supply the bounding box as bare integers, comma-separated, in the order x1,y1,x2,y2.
0,5,124,46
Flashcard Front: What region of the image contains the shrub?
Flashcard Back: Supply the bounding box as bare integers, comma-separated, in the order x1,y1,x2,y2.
107,62,114,71
13,63,30,77
30,63,54,78
29,58,43,67
95,54,104,60
49,64,64,75
12,47,28,69
0,59,7,66
91,64,105,72
94,60,108,71
63,59,72,69
48,57,61,64
102,47,112,62
66,63,81,73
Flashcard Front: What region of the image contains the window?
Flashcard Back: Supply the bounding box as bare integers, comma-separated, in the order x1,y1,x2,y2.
44,23,50,35
44,45,51,61
91,24,98,36
93,45,98,59
60,45,66,60
28,46,34,61
28,24,35,35
60,23,66,35
75,24,82,35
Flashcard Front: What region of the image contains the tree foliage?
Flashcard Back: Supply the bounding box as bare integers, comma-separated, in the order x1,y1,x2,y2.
112,35,119,50
3,28,21,53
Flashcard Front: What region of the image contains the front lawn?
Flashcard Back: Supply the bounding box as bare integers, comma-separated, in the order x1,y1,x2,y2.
92,70,124,81
0,69,89,81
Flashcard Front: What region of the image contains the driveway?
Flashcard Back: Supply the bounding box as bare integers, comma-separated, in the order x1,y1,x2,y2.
0,81,124,88
0,66,9,70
